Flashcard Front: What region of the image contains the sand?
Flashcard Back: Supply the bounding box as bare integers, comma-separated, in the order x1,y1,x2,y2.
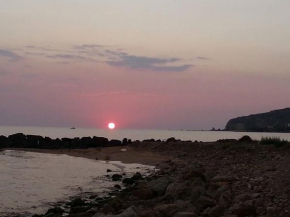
6,146,170,165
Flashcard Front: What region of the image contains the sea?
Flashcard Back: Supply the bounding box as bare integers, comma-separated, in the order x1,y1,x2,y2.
0,126,290,216
0,126,290,142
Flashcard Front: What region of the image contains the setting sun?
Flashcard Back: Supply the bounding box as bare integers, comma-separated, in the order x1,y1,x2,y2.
108,123,115,129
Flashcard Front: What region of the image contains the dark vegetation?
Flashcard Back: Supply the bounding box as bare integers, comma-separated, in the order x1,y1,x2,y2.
260,137,289,147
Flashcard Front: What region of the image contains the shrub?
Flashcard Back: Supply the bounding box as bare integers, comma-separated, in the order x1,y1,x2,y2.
260,137,289,147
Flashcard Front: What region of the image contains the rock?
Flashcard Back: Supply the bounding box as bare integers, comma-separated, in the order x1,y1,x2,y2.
107,169,112,172
251,193,261,199
190,186,206,201
109,140,122,146
233,204,257,217
132,172,143,180
166,137,176,143
165,181,192,200
45,207,64,215
71,198,86,207
154,204,181,216
122,178,135,185
114,184,121,189
132,189,154,200
173,212,198,217
193,196,216,211
122,138,128,145
112,174,122,181
209,205,226,217
149,177,170,196
70,206,91,213
238,135,253,143
235,193,251,202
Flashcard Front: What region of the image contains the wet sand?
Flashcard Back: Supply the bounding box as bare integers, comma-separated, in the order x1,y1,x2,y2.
6,146,170,165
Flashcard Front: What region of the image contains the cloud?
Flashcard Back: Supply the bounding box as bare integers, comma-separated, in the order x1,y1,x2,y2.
0,49,23,61
46,54,98,62
197,56,210,60
107,55,193,72
74,44,104,49
21,44,194,72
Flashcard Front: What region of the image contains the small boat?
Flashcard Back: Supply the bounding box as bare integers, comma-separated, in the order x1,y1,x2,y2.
70,127,76,129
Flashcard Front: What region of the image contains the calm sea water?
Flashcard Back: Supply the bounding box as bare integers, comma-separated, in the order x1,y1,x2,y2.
0,150,154,217
0,126,290,141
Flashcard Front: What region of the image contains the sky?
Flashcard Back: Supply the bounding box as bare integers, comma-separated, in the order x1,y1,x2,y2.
1,0,290,130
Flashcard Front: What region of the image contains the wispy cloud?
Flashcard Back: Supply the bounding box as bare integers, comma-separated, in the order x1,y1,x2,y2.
107,55,193,72
21,44,194,72
0,49,23,62
197,56,210,60
46,54,98,62
74,44,104,50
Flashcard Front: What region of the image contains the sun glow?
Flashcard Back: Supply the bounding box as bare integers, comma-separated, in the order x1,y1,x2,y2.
108,123,115,129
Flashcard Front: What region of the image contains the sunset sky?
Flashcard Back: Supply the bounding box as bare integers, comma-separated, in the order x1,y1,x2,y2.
1,1,290,129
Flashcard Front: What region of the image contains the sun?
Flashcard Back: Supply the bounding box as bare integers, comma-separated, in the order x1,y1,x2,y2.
108,122,115,129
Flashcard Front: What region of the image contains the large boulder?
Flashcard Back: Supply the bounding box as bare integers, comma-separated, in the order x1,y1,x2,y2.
149,177,171,196
8,133,27,147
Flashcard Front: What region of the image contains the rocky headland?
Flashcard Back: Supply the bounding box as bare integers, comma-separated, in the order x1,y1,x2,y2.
1,134,290,217
225,108,290,132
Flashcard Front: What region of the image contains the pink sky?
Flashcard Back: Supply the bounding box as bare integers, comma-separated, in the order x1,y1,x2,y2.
1,1,290,129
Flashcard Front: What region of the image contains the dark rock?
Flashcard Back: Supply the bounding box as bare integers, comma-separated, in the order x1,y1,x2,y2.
114,184,121,189
132,172,143,180
209,205,226,217
107,169,112,172
154,203,181,216
173,212,198,217
132,189,154,200
166,137,176,143
112,174,122,181
122,178,135,185
71,206,91,213
109,140,122,146
233,205,257,217
238,135,253,143
149,177,170,196
122,138,128,145
71,198,86,207
193,196,216,211
45,207,65,215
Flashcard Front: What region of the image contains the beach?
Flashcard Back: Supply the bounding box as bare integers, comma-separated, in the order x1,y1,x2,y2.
2,135,290,217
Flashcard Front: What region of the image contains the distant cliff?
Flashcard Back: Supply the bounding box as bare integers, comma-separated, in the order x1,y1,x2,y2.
225,108,290,132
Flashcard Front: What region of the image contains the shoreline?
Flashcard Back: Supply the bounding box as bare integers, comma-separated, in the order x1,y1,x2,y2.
4,146,170,166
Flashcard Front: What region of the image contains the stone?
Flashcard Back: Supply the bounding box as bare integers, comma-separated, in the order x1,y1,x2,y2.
173,212,198,217
132,172,143,180
190,186,206,201
166,137,176,143
70,206,91,213
154,204,181,216
233,205,257,217
71,198,86,207
209,205,226,217
193,196,216,211
122,178,135,185
112,174,122,181
149,177,170,196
